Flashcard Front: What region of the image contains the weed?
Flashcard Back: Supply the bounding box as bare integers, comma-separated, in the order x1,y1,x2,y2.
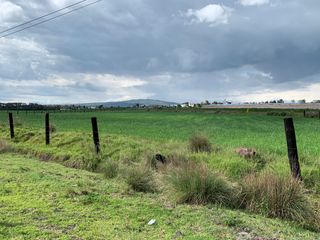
80,193,101,205
168,162,236,206
248,153,268,171
240,172,319,230
66,187,92,198
223,217,244,228
124,166,157,193
103,160,119,179
188,134,212,153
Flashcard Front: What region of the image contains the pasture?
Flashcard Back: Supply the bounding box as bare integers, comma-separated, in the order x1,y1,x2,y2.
1,109,320,239
1,109,320,156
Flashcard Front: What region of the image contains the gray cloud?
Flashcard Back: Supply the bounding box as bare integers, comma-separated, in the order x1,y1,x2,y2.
1,0,320,103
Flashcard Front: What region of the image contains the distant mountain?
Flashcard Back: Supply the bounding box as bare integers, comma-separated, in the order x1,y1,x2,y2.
78,99,178,108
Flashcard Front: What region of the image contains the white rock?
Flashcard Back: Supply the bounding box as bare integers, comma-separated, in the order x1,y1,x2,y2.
148,219,156,225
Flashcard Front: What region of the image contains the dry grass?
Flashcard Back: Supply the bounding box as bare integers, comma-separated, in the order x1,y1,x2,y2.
124,165,157,193
188,134,212,153
240,172,319,230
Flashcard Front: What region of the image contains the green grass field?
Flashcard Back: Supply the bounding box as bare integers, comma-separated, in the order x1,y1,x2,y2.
1,110,320,157
0,110,320,239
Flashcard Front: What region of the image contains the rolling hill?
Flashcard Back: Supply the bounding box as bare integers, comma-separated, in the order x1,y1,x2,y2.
78,99,178,108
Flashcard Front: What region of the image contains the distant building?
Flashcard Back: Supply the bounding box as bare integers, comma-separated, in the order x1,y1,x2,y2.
181,102,189,108
223,100,232,105
181,102,196,108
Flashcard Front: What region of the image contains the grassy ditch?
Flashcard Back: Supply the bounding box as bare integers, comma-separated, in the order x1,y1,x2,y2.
0,125,319,232
1,154,320,239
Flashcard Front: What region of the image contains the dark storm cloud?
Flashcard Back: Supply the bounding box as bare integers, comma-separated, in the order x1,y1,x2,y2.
1,0,320,103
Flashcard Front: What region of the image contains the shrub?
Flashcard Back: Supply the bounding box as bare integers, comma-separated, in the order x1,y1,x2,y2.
168,162,236,206
240,173,319,230
188,134,212,153
124,166,157,193
103,160,119,179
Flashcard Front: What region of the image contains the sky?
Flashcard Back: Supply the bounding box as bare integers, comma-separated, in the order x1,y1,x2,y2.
0,0,320,104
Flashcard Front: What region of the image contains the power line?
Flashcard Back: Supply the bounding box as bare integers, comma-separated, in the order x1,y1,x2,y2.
0,0,102,39
0,0,90,35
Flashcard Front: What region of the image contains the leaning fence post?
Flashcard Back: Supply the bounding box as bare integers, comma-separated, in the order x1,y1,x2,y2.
91,117,100,154
284,118,302,180
8,112,14,139
45,113,50,145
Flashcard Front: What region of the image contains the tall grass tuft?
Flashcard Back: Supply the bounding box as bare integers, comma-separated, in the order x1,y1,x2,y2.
240,172,319,230
124,166,157,193
188,134,212,153
103,160,119,179
168,162,236,206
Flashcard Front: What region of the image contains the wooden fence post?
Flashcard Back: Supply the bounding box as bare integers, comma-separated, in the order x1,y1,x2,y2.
45,113,50,145
91,117,100,154
284,118,302,180
8,112,14,139
303,110,306,118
